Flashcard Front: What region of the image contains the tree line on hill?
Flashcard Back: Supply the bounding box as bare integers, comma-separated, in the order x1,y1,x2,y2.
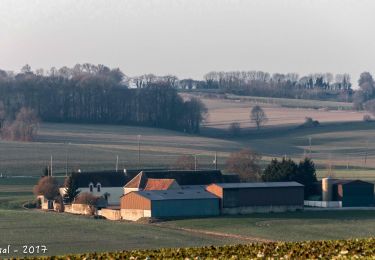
201,71,352,101
0,64,207,141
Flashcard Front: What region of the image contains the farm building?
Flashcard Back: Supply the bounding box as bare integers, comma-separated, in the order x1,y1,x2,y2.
206,182,304,214
60,171,128,206
124,173,180,194
120,190,220,221
131,170,236,185
123,170,237,194
322,178,374,207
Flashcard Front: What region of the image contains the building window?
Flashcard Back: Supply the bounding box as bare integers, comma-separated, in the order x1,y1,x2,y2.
97,183,101,192
89,183,93,192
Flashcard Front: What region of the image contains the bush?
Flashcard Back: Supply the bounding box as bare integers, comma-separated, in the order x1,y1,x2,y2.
299,117,320,128
363,114,373,122
33,176,59,200
228,122,241,136
23,238,375,259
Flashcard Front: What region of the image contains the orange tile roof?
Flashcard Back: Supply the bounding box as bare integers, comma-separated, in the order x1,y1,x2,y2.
144,178,176,190
124,172,144,188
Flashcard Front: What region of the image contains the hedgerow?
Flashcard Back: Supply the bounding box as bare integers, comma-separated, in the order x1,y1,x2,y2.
18,238,375,259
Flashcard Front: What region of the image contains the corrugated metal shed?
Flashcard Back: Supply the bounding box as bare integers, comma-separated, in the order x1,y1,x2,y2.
121,189,220,219
206,182,304,208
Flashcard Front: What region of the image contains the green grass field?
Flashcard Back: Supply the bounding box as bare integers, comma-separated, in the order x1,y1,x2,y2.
0,209,241,257
163,211,375,242
1,121,375,179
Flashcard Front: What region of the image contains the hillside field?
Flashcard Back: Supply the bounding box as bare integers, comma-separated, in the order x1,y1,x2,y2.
0,121,375,177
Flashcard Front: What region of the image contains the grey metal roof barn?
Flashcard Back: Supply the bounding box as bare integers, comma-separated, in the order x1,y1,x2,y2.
206,182,304,214
121,189,220,220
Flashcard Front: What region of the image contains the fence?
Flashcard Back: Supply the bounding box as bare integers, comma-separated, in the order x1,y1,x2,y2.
304,200,342,208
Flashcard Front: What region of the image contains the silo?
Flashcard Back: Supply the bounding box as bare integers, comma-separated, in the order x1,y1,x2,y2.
322,177,333,201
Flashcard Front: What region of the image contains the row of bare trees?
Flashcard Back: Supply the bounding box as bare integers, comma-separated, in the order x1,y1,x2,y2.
0,64,207,134
202,71,352,101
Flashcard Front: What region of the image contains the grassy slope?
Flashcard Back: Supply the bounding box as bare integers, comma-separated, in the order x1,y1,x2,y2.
1,121,375,178
0,209,240,257
163,211,375,241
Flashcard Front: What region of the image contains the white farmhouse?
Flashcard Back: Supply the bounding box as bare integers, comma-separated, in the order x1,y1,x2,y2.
60,171,128,206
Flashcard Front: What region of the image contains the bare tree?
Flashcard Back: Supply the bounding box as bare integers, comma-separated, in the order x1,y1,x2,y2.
174,155,195,170
33,176,59,200
250,105,268,130
225,149,261,181
1,107,39,141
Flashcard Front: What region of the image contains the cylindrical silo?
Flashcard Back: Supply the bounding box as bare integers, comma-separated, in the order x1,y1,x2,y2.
322,177,333,201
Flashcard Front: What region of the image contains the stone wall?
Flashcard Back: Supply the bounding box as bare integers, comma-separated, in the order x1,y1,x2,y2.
64,204,94,215
121,209,151,221
98,208,121,220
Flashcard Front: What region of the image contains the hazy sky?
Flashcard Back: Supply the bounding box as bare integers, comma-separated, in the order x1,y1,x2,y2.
1,0,374,85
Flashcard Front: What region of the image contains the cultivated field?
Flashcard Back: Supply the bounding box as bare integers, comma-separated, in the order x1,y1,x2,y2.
198,95,366,129
163,211,375,242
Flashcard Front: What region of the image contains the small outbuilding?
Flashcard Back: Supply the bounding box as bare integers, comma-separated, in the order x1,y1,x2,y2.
121,190,220,221
206,182,304,214
332,180,374,207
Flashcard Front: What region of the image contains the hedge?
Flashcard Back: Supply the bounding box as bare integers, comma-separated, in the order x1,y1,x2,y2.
17,238,375,259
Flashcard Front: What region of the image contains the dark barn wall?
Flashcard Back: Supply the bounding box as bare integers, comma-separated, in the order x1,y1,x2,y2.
222,187,304,208
340,182,374,207
151,199,220,218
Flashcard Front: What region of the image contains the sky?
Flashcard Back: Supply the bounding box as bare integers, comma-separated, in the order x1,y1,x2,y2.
1,0,374,86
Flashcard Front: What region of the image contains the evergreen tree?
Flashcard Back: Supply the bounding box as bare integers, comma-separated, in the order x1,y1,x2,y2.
64,172,80,203
261,157,318,198
296,157,318,197
261,158,298,182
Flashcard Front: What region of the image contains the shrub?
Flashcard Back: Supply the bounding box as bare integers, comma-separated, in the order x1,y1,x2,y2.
23,238,375,259
363,114,373,122
228,122,241,136
33,176,59,200
299,117,320,128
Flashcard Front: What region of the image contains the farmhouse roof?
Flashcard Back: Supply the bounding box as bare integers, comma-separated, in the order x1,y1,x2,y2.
136,189,219,201
210,182,304,189
144,178,177,190
69,171,128,187
125,170,226,187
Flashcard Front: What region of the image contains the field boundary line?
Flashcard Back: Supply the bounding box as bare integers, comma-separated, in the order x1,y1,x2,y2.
151,223,274,243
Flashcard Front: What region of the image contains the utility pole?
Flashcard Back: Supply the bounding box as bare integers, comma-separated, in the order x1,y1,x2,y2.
346,154,349,170
137,135,141,168
194,154,197,171
50,155,53,177
364,140,369,167
214,152,218,170
309,136,312,156
65,143,71,177
116,155,119,172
